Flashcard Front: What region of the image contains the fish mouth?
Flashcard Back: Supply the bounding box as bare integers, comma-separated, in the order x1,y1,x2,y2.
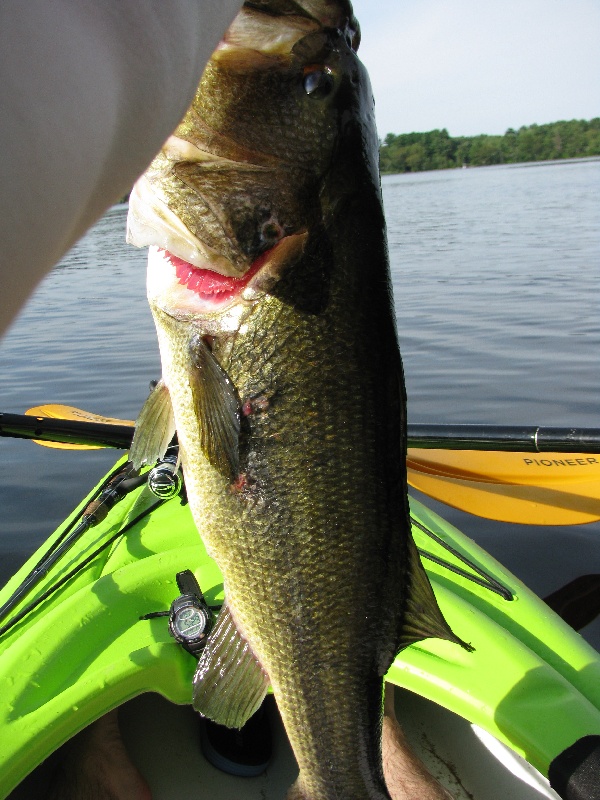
147,232,307,318
170,249,272,303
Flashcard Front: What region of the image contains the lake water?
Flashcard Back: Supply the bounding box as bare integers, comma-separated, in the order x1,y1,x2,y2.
1,158,599,648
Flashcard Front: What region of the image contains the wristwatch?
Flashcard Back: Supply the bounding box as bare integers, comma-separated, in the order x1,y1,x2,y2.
168,570,214,656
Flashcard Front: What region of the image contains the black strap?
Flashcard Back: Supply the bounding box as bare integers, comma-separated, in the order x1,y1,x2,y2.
176,569,203,599
411,517,514,601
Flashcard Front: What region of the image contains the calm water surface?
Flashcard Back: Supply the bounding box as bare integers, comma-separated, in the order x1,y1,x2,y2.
1,158,599,646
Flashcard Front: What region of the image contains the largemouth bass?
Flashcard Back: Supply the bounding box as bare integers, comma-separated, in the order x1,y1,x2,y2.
128,2,471,798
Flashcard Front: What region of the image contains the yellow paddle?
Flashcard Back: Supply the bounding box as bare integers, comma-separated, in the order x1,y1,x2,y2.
10,405,600,526
406,449,600,526
24,405,134,451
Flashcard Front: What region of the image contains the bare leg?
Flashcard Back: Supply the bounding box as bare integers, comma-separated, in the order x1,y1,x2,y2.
47,709,151,800
382,684,454,800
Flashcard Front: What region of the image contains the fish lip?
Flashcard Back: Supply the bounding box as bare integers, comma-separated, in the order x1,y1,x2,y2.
147,232,308,318
166,248,273,305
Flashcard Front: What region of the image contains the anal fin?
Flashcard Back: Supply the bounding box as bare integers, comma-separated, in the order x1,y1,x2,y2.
193,603,270,729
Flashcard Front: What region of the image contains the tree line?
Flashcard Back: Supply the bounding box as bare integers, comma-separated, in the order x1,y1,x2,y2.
379,118,600,174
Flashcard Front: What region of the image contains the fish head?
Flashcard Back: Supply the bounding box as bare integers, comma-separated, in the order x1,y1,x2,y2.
127,1,380,327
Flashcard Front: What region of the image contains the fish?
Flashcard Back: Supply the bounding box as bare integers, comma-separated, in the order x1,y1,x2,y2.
127,2,472,798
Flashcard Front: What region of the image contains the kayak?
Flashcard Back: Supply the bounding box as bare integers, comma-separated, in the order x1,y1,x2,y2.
1,453,599,799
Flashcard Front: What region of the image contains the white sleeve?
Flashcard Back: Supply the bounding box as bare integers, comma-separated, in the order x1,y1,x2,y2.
0,0,242,334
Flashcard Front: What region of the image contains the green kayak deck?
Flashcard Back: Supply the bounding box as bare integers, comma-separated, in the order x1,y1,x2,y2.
0,457,599,798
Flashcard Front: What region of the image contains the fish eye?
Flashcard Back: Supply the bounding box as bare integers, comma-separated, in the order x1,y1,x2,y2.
260,218,284,245
303,67,334,98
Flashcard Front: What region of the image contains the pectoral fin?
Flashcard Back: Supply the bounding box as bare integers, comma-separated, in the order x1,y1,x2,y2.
188,334,241,481
193,603,270,729
130,379,176,469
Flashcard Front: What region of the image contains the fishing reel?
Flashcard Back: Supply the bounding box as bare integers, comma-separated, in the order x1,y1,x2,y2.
147,450,182,500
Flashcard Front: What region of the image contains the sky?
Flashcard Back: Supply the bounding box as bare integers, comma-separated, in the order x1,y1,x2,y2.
350,0,600,138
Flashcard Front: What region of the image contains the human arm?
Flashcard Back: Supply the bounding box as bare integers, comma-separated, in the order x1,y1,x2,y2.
0,0,242,334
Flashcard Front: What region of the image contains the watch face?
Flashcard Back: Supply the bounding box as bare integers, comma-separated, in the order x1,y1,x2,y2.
173,606,207,640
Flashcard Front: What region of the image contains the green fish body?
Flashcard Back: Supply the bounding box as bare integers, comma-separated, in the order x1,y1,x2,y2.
129,3,470,798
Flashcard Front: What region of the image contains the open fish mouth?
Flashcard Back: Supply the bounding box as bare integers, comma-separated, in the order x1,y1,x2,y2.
170,250,267,301
147,231,307,318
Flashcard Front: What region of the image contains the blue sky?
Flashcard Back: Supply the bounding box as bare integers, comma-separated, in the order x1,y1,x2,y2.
351,0,600,138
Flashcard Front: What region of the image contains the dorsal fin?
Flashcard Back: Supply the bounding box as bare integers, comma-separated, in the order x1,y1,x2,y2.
396,535,474,655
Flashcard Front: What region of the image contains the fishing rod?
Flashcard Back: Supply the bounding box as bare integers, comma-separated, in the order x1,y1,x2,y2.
3,410,600,454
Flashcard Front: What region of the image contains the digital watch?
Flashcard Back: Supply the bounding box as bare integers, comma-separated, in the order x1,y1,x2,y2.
168,571,214,656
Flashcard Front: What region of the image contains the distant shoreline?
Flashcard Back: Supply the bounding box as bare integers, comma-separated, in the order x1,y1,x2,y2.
379,118,600,175
381,154,600,178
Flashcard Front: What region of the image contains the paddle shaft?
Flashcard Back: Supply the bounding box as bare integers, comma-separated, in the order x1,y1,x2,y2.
409,423,600,453
3,409,600,524
0,412,134,449
2,412,600,453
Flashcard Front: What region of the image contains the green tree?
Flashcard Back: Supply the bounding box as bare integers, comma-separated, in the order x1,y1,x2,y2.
378,118,599,175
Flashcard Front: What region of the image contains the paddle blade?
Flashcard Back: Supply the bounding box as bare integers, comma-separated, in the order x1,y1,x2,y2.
407,449,600,525
29,440,99,451
26,405,134,451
